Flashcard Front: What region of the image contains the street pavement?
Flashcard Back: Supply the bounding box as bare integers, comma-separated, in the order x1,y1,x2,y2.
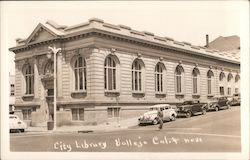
10,106,241,152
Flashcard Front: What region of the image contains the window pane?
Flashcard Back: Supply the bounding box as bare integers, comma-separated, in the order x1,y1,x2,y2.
22,110,27,120
31,75,34,94
78,57,82,67
29,76,32,94
157,74,160,92
79,109,84,121
108,68,112,90
160,74,163,92
113,69,116,90
193,77,197,94
208,79,211,94
108,57,111,66
139,72,141,91
107,108,113,118
25,76,28,94
75,59,78,68
84,68,87,90
104,68,107,89
28,110,32,120
74,69,78,90
220,87,224,95
135,72,138,91
114,108,120,117
79,68,83,90
112,59,116,67
132,71,134,90
135,61,138,70
72,109,78,120
177,75,181,93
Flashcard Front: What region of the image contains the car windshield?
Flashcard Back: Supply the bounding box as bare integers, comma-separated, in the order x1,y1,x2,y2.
183,101,193,105
150,107,161,111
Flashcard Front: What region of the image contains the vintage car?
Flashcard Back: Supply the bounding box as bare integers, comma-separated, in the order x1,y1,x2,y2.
138,104,177,125
9,115,27,132
177,100,207,118
207,96,231,111
228,93,241,106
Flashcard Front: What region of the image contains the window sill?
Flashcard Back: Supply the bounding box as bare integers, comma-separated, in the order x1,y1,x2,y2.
207,94,214,97
155,93,166,98
192,94,200,98
132,92,145,98
105,91,120,97
71,91,87,98
22,94,34,98
22,94,34,101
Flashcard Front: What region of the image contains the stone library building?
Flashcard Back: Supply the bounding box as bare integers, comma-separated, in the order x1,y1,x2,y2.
10,18,240,126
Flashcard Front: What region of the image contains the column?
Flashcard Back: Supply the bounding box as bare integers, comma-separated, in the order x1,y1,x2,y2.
57,52,63,98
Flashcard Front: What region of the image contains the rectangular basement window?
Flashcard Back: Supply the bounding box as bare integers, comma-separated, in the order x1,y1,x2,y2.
107,107,120,118
71,108,84,121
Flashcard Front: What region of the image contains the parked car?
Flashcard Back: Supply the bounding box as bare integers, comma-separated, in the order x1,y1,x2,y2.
177,100,207,118
228,93,241,106
138,104,177,125
207,96,231,111
9,115,27,133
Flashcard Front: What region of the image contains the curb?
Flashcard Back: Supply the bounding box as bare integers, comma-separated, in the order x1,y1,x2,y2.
22,126,132,134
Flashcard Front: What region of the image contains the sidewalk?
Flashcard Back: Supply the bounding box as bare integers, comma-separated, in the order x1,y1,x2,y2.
25,117,139,134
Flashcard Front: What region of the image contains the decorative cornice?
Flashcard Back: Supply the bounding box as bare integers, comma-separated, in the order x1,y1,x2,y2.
10,25,240,65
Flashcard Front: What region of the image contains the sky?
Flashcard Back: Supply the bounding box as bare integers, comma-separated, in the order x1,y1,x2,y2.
1,1,245,75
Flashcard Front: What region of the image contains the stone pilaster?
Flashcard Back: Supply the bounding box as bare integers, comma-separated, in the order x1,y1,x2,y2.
34,57,39,99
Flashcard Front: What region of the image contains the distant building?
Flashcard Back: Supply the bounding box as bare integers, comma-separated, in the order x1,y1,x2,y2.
9,18,240,127
206,35,240,95
206,35,240,52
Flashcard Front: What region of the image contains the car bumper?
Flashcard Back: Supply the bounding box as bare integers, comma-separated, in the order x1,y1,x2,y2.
138,120,154,124
177,111,188,116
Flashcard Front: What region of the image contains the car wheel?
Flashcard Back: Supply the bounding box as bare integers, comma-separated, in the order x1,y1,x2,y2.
215,107,219,112
186,111,192,118
202,109,206,115
170,114,176,121
153,119,158,125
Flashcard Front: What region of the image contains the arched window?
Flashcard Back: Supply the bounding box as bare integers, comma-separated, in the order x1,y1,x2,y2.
74,56,86,91
227,73,233,95
44,61,54,75
23,64,34,95
207,70,214,95
175,65,184,94
132,59,144,92
104,55,117,91
192,68,200,94
227,73,233,82
235,74,240,83
155,63,165,93
219,72,225,81
235,74,240,93
219,72,225,95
